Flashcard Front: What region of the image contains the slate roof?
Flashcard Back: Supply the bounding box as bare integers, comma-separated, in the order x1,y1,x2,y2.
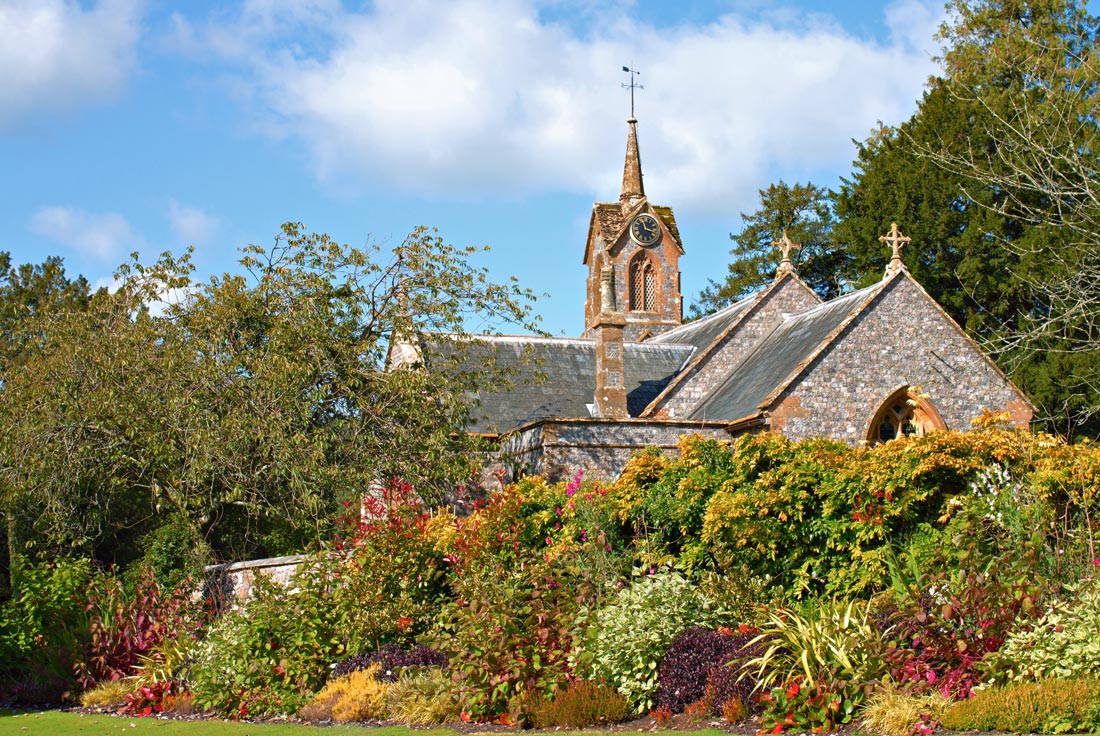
427,335,695,434
650,290,761,351
689,280,888,421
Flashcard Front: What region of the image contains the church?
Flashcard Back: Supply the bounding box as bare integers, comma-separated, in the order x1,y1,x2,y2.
416,119,1034,482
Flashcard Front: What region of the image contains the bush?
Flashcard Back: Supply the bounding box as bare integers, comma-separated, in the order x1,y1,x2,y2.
984,583,1100,684
574,569,726,712
298,664,390,723
0,557,100,703
78,565,202,686
384,667,462,726
859,687,951,736
528,679,630,728
332,643,447,682
429,556,574,721
189,553,346,717
656,625,765,714
744,600,891,730
939,679,1100,733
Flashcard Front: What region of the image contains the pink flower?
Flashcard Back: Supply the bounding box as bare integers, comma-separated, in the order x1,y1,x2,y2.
1093,557,1099,567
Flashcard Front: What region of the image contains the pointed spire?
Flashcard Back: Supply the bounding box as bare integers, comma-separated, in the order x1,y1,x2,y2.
620,118,646,211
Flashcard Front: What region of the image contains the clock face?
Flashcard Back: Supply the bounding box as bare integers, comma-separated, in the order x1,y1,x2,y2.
630,213,662,246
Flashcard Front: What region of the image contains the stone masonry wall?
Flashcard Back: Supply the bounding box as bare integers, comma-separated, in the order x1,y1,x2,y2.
499,419,728,483
658,277,820,418
774,275,1031,443
203,554,306,604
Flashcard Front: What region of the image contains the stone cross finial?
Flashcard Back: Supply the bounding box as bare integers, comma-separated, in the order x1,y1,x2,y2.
773,230,801,276
879,222,911,276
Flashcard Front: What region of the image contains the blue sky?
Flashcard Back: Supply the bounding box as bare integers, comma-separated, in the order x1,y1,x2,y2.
0,0,948,336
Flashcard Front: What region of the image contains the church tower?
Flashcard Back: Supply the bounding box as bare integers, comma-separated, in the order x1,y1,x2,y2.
582,119,684,342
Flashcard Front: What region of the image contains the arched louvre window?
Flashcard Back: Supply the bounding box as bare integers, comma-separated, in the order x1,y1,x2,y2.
630,253,656,312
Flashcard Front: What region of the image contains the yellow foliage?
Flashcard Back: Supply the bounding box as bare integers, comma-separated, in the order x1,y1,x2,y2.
423,511,457,555
299,664,391,723
80,678,135,708
610,448,671,521
860,687,951,736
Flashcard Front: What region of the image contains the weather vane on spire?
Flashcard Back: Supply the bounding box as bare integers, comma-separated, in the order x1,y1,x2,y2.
622,66,643,119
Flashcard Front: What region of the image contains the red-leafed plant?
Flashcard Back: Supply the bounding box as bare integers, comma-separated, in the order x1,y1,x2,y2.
77,566,201,687
123,680,175,717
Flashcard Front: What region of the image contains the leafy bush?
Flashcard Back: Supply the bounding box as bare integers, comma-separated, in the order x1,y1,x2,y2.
859,687,951,736
384,667,462,726
78,565,201,686
744,600,891,729
189,553,346,717
757,679,859,734
984,583,1100,684
574,569,725,712
123,680,175,717
655,625,765,714
337,480,452,653
528,679,630,728
298,664,390,723
332,643,447,682
0,557,100,703
886,568,1040,699
430,555,576,721
940,679,1100,733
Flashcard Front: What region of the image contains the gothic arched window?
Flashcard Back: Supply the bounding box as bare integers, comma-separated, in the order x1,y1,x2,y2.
866,387,947,444
630,253,656,312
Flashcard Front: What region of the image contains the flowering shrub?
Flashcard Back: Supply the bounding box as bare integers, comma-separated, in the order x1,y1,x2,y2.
429,556,574,721
574,569,726,712
337,480,451,653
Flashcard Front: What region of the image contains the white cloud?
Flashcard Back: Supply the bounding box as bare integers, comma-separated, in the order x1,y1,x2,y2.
0,0,143,130
174,0,946,214
168,199,218,246
30,206,141,261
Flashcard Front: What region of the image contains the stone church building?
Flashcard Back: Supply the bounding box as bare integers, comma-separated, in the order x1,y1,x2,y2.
416,119,1033,482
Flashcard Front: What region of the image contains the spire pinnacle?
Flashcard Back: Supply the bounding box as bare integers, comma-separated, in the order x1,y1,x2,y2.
879,222,911,277
773,230,801,277
620,118,645,211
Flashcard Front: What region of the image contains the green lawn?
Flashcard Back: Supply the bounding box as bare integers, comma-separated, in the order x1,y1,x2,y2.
0,710,447,736
0,710,736,736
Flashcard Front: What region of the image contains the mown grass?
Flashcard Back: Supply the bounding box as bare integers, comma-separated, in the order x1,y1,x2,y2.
0,710,446,736
0,710,736,736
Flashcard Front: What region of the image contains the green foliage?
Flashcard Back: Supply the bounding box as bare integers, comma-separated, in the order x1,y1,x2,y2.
744,600,891,708
984,584,1100,684
0,557,100,702
757,679,860,734
527,679,630,728
337,482,450,654
383,668,462,726
0,225,541,565
940,678,1100,734
297,664,391,723
573,569,725,713
694,180,846,315
189,554,346,717
428,557,572,721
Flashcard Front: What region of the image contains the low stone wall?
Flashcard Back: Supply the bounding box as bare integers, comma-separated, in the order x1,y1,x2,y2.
499,419,730,482
203,554,306,603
